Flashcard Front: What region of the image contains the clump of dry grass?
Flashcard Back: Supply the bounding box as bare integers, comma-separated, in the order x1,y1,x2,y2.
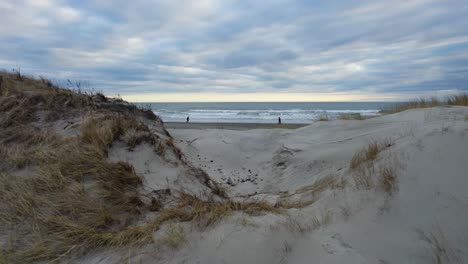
0,126,61,169
380,166,397,194
447,94,468,106
80,114,154,152
349,138,394,170
168,192,282,227
352,166,375,190
382,93,468,114
349,139,400,194
277,174,346,209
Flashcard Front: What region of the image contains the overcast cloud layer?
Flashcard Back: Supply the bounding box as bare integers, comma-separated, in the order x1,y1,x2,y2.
1,0,468,101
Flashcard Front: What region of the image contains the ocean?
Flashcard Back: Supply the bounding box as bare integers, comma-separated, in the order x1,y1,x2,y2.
139,102,396,124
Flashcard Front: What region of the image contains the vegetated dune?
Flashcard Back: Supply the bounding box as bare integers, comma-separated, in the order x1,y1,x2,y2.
1,71,467,263
0,71,276,263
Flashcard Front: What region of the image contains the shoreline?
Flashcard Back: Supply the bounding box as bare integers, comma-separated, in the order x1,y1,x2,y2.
164,122,308,130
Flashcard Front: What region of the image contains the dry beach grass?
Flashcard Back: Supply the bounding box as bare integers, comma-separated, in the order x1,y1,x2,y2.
381,94,468,114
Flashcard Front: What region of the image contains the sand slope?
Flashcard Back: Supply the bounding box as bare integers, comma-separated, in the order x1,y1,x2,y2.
166,106,468,264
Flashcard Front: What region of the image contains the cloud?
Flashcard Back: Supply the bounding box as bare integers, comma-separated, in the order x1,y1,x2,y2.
0,0,467,100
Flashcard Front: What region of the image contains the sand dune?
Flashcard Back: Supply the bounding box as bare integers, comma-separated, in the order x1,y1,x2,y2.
167,106,468,263
1,72,468,263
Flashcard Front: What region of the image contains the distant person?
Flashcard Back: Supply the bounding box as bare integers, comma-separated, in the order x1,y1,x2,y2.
186,116,189,123
278,117,281,124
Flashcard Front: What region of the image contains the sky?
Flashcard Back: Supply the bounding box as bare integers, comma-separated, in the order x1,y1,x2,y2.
1,0,468,102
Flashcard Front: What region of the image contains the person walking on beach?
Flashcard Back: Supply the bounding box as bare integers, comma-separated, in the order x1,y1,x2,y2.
278,116,281,125
186,116,189,123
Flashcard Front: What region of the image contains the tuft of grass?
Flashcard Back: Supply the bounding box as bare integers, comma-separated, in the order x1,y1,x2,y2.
349,138,397,191
171,192,282,227
349,138,393,170
380,166,397,195
80,114,154,152
278,174,346,209
446,94,468,107
352,167,374,190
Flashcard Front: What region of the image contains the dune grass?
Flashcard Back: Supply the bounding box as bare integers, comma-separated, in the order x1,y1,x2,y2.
349,138,394,170
80,114,157,152
381,94,468,114
349,138,399,194
380,166,397,194
0,119,281,262
0,127,148,262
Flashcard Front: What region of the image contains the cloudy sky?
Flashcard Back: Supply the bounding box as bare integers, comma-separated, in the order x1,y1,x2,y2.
1,0,468,101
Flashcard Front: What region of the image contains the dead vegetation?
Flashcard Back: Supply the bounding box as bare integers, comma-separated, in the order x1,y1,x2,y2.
0,70,161,125
349,139,399,194
381,94,468,114
0,133,147,262
349,138,394,170
380,166,397,194
80,114,157,152
0,71,287,262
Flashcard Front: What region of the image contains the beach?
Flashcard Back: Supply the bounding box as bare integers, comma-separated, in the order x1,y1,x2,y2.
164,122,307,130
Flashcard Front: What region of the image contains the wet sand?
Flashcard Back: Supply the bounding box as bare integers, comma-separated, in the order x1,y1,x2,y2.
164,122,308,130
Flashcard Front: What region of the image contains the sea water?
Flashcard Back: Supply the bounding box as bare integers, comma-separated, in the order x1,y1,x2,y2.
138,102,396,124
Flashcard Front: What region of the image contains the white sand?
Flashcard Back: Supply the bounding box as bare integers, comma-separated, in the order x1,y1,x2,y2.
155,106,468,264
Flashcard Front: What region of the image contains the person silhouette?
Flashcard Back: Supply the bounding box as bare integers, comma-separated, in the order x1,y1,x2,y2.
278,117,281,124
186,116,189,123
